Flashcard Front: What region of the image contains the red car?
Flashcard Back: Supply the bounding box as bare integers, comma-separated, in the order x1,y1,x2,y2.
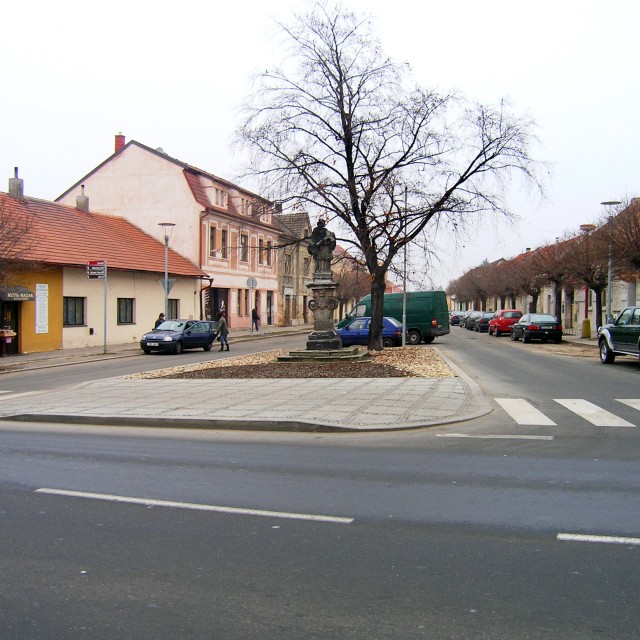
488,310,523,336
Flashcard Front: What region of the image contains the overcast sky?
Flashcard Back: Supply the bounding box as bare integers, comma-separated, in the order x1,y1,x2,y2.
2,0,638,287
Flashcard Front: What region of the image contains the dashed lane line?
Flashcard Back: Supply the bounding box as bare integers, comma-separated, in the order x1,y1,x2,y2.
437,433,553,440
558,533,640,546
35,488,354,524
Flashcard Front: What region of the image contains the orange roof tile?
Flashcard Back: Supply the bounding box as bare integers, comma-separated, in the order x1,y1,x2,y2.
1,192,206,278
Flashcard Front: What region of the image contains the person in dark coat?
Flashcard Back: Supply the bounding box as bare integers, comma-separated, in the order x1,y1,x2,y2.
154,313,165,329
251,308,260,333
218,311,229,351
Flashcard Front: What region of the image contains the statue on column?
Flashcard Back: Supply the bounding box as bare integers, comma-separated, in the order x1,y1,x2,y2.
307,219,336,277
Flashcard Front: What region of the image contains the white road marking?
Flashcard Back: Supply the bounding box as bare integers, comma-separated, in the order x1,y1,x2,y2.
437,433,553,440
618,399,640,412
0,390,44,402
557,533,640,546
554,399,636,427
495,398,557,425
35,488,353,524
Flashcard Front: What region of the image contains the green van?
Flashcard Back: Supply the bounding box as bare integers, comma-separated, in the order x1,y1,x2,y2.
338,291,450,345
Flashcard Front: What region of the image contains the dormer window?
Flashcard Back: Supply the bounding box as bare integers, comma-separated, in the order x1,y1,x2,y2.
213,188,226,208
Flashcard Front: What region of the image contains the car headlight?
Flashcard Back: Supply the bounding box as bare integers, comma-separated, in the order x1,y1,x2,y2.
163,336,174,342
141,334,149,340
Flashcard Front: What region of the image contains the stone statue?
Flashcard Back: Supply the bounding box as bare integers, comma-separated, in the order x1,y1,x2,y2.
307,219,336,276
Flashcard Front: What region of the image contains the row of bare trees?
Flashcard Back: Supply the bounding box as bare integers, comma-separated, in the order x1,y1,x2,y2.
448,200,640,329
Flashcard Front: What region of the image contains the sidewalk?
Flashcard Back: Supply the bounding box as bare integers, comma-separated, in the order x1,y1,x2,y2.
0,325,491,432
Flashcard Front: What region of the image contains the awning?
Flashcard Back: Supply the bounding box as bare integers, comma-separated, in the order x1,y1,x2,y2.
0,286,35,302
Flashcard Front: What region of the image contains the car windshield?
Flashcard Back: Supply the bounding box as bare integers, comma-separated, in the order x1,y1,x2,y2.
156,321,186,331
504,311,521,318
386,318,403,328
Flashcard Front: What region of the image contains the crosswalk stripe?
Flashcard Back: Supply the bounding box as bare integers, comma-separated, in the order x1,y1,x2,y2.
495,398,556,425
554,399,636,427
618,399,640,412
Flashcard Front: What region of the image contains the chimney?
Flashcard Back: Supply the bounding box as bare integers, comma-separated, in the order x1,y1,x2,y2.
76,185,90,212
8,167,24,199
525,247,531,252
115,132,126,153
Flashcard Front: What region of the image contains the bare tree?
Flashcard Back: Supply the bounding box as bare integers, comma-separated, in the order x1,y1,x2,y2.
607,198,640,273
0,197,35,285
238,3,543,349
561,229,612,329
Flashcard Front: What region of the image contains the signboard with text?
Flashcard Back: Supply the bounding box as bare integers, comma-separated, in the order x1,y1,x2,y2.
86,260,106,279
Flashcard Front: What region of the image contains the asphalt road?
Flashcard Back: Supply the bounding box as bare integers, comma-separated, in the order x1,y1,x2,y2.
1,330,639,638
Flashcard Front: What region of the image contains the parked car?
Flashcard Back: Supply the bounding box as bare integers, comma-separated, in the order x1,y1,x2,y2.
140,319,219,354
474,311,495,332
337,316,406,347
488,309,523,336
465,311,482,330
510,314,562,343
449,311,461,326
597,306,640,364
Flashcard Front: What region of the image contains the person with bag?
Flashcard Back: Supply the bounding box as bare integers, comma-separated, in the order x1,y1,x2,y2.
217,311,229,351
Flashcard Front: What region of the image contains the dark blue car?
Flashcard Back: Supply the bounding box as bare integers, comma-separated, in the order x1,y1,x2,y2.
140,319,219,354
337,316,405,347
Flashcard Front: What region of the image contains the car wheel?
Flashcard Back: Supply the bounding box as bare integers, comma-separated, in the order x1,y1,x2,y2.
408,330,421,345
522,333,531,343
142,348,151,354
554,337,562,344
173,341,183,355
599,340,615,364
203,344,212,352
382,337,393,347
494,329,501,337
423,336,435,344
510,331,518,341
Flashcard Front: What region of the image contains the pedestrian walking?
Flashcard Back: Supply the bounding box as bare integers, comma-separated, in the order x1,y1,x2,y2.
217,311,229,351
154,313,165,328
251,308,260,333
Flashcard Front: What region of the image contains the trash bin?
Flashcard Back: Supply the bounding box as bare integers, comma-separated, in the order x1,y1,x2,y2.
581,318,591,339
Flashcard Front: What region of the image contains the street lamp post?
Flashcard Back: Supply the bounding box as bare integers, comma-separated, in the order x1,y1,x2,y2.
601,200,621,324
158,222,176,319
579,223,596,338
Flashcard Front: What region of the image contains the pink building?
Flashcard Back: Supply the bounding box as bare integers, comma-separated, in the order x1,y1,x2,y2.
57,136,280,329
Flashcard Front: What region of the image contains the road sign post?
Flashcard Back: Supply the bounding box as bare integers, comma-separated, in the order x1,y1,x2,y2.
87,260,108,353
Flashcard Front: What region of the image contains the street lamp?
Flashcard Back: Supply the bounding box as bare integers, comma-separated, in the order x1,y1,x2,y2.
601,200,621,324
579,223,596,338
158,222,176,319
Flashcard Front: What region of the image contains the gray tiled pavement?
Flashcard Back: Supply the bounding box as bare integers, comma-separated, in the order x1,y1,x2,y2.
1,325,595,432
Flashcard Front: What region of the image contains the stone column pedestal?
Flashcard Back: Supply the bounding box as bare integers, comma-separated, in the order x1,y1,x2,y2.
306,280,342,350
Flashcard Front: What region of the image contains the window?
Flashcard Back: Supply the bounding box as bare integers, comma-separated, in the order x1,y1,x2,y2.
63,297,85,326
266,241,272,266
239,197,250,215
213,188,226,208
168,299,179,319
117,298,135,324
221,230,228,259
209,225,216,257
240,234,249,262
284,253,292,275
303,257,310,277
244,289,250,315
237,289,242,316
258,239,264,264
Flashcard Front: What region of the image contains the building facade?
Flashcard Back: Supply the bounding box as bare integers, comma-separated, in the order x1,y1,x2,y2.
57,136,281,330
